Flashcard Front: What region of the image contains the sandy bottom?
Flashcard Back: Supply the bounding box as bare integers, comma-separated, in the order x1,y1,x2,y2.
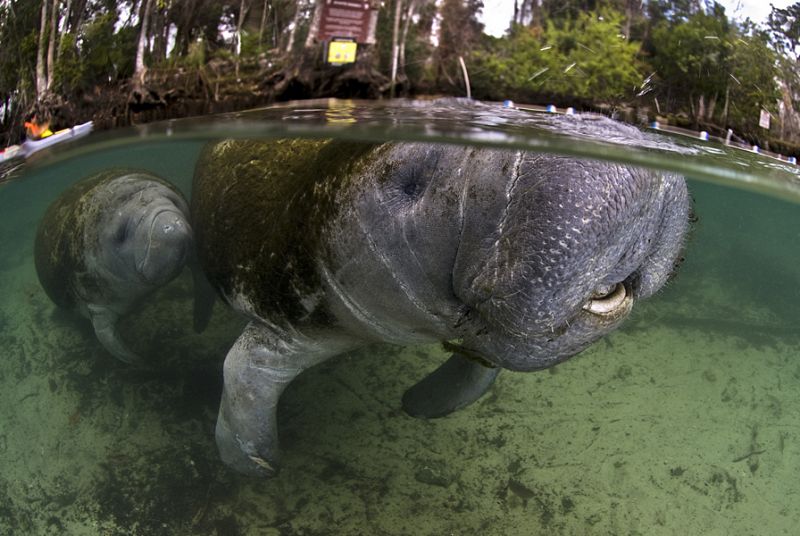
2,182,800,535
1,254,799,536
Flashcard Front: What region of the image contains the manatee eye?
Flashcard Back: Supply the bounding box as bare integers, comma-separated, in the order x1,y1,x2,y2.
403,181,420,196
387,149,439,205
113,218,133,244
397,165,426,200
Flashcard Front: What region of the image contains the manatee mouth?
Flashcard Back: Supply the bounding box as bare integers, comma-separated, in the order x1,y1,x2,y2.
581,282,631,317
452,278,637,372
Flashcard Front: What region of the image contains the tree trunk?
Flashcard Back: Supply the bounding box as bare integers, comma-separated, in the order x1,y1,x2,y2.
35,0,49,98
722,84,730,126
46,0,60,91
170,2,189,59
71,0,86,37
697,95,705,123
531,0,542,28
161,7,172,62
305,0,322,46
390,0,403,97
623,0,633,39
285,1,303,54
399,0,417,74
59,0,74,50
707,94,717,123
259,0,269,47
151,3,168,63
134,0,154,82
235,0,249,79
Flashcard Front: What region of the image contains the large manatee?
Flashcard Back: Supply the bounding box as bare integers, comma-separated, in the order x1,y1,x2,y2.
35,169,195,363
192,119,690,476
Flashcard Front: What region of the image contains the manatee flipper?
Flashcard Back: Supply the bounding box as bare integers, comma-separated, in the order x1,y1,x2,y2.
402,353,500,419
215,322,356,477
190,258,216,333
87,304,141,364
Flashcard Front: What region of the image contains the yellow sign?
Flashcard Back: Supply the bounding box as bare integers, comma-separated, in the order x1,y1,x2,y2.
327,41,357,65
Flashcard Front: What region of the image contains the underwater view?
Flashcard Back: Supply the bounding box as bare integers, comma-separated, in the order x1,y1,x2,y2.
1,99,800,535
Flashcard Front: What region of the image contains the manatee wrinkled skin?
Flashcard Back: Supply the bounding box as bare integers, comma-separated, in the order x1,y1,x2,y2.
35,169,193,363
192,118,690,477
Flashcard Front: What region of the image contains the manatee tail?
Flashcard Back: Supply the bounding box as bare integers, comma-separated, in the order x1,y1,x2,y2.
190,256,216,333
402,353,500,419
88,304,141,364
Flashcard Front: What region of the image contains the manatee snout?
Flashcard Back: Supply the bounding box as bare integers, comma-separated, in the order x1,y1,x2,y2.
454,156,690,372
137,206,192,285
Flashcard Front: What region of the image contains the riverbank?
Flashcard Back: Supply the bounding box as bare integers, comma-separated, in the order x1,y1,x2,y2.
1,48,390,147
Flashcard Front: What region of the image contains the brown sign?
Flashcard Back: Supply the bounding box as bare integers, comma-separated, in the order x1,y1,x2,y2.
317,0,377,44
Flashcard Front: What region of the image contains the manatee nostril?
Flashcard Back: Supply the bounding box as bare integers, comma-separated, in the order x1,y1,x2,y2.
582,282,628,316
151,211,188,240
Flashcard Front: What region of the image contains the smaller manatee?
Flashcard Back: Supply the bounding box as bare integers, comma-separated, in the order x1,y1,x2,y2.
34,169,193,363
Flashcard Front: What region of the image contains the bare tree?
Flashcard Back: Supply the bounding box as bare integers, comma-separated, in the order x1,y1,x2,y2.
46,0,60,91
151,1,171,63
285,1,304,54
59,0,74,52
35,0,49,97
235,0,250,79
134,0,155,82
398,0,419,74
259,0,269,47
390,0,403,97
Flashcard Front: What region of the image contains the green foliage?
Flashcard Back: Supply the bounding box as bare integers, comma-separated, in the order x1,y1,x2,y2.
0,2,39,100
726,32,781,134
647,6,779,131
646,0,704,25
80,11,137,86
650,10,730,107
767,3,800,60
52,33,84,94
545,10,642,101
186,38,208,68
209,45,235,62
240,31,266,58
403,20,436,87
473,10,642,104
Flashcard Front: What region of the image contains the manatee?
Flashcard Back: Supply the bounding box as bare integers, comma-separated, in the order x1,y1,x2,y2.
35,169,195,363
191,120,690,477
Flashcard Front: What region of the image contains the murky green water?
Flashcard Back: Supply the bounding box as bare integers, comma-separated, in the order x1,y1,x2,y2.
1,99,800,535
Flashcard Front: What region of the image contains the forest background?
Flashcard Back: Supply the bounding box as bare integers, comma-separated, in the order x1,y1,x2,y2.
3,0,800,155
